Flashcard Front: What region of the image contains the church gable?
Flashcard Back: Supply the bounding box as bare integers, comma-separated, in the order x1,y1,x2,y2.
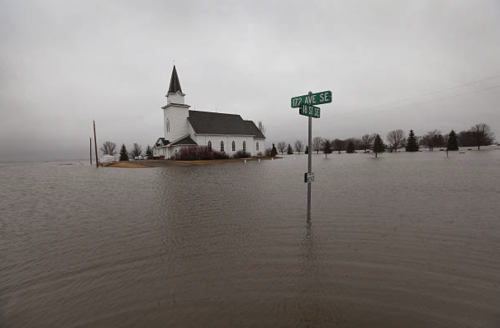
170,134,197,146
155,137,169,147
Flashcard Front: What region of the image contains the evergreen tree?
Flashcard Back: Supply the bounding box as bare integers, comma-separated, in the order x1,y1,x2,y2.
405,130,419,152
323,139,332,158
119,144,129,161
271,143,277,157
346,141,355,153
145,145,153,158
372,134,385,158
287,144,293,155
447,130,459,151
305,146,309,154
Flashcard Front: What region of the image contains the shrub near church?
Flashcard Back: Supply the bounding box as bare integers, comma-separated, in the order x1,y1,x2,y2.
174,146,228,161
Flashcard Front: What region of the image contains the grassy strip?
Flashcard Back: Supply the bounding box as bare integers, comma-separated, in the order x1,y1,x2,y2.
105,157,281,168
178,157,279,165
105,162,149,168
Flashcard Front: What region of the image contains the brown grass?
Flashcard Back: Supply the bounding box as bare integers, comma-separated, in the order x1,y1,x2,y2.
104,157,281,168
105,162,149,168
178,157,279,165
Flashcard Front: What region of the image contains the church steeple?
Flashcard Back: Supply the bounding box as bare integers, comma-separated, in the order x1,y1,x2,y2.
162,65,189,141
168,65,183,94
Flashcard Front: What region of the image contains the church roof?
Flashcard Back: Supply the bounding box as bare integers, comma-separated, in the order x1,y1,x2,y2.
243,120,266,139
170,135,197,146
188,111,265,138
168,65,182,94
155,137,169,147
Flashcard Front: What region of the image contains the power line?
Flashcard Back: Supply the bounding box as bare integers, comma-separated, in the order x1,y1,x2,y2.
355,73,500,113
333,83,500,120
394,84,500,110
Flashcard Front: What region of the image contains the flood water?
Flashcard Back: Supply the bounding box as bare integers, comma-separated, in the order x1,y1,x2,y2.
1,149,500,328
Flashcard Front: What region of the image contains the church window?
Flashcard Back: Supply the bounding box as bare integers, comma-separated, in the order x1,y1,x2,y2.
166,119,170,133
243,141,246,152
256,142,259,151
232,141,235,151
220,141,224,152
208,141,212,150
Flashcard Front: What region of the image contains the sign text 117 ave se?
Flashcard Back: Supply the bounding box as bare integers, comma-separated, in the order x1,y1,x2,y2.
291,90,332,108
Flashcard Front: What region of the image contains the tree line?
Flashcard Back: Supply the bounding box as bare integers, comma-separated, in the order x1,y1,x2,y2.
275,123,495,158
100,142,154,161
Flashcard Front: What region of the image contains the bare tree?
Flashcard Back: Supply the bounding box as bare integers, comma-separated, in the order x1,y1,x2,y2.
333,139,344,154
361,134,374,152
312,137,323,154
277,141,286,154
258,121,266,135
100,141,117,156
469,123,495,150
294,140,304,154
386,129,405,152
129,143,143,157
421,130,444,151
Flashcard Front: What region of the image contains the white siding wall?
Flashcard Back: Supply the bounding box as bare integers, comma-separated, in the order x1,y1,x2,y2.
169,146,184,158
193,135,258,156
153,147,167,158
167,93,184,105
164,105,190,142
254,139,265,154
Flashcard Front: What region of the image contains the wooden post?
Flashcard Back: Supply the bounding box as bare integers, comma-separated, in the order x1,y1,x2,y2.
93,120,99,168
90,137,93,165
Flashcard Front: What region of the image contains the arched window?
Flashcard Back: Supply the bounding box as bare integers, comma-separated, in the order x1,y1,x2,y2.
256,142,259,151
220,141,224,152
243,141,246,152
166,119,170,133
207,141,212,150
232,141,235,151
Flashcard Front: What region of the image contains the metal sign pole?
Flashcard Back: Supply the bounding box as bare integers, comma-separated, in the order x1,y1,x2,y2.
292,89,331,222
307,115,312,222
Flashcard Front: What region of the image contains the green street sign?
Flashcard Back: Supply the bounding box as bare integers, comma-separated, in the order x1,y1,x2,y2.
299,104,320,118
291,90,332,108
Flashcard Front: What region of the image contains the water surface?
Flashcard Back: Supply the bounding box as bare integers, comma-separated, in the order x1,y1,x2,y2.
1,150,499,327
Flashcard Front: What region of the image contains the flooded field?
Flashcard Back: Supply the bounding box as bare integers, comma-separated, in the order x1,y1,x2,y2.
1,149,499,328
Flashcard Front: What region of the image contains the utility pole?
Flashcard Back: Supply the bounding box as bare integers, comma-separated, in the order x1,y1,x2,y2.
90,137,93,165
93,120,99,168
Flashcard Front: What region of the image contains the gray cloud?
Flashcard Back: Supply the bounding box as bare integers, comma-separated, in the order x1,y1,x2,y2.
1,0,499,161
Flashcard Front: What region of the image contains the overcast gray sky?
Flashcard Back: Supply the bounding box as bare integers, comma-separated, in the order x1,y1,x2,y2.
1,0,499,161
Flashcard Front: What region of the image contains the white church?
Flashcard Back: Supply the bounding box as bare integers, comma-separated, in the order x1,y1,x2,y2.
153,66,266,159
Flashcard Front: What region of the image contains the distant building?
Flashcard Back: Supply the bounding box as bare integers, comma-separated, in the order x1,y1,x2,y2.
153,66,266,158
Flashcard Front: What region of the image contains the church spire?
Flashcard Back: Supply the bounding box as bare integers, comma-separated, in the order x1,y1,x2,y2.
168,65,182,94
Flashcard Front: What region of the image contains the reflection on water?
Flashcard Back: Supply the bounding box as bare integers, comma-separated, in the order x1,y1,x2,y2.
294,221,338,327
1,150,500,327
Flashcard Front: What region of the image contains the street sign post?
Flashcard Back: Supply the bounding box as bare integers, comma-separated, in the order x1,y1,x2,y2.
299,104,320,118
304,172,315,183
291,90,332,108
291,90,332,222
